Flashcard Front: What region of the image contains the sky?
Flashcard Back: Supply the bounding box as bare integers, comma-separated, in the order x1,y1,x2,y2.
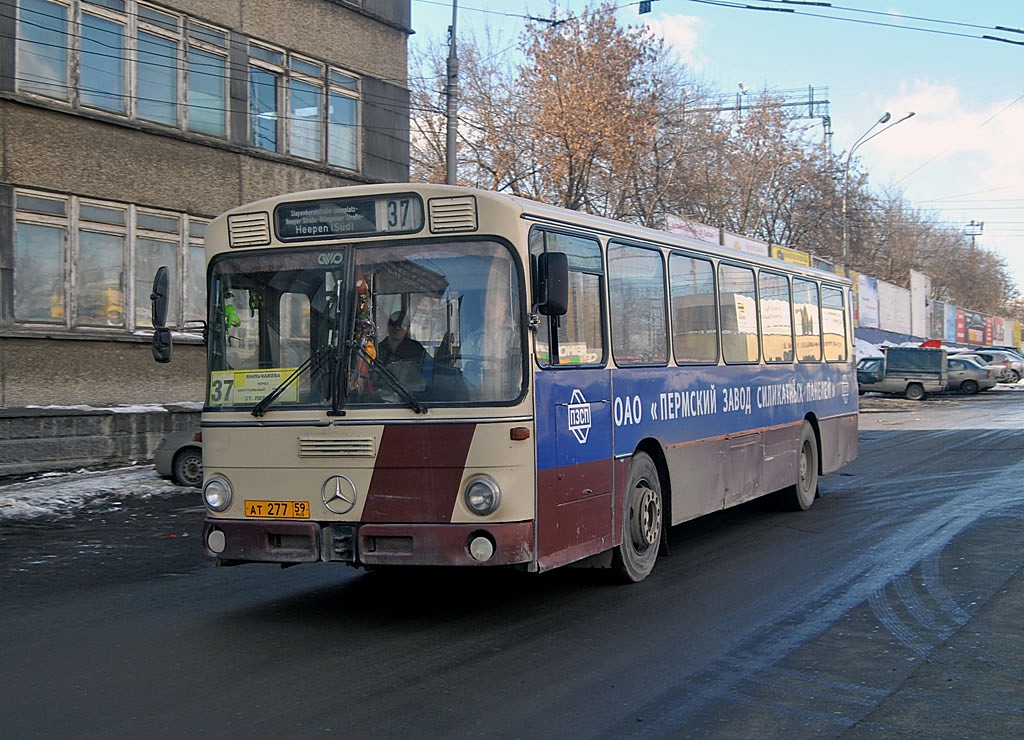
409,1,1024,293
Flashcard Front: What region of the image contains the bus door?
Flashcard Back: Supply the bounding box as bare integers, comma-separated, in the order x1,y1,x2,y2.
535,370,614,571
531,227,614,571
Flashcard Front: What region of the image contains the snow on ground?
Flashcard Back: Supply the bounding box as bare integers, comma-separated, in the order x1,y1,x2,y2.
0,465,185,522
0,402,201,521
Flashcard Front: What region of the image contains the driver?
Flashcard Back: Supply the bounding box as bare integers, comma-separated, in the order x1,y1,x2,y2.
378,310,426,366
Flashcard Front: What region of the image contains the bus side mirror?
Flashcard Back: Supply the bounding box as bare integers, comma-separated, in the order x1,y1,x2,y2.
537,252,568,316
152,327,172,363
151,266,173,363
151,266,169,327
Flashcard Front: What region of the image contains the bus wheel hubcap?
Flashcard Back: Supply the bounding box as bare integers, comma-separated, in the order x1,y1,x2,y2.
631,483,661,549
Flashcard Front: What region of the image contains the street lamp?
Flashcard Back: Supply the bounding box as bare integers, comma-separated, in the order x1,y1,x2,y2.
840,111,915,274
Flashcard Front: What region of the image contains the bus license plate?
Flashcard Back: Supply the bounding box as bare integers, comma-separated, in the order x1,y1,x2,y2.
244,500,310,519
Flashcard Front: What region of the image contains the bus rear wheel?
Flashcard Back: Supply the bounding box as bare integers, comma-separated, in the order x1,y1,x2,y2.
613,452,663,583
779,422,819,511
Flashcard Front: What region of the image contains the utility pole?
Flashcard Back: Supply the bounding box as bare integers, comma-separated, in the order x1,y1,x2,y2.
964,219,984,249
445,1,459,185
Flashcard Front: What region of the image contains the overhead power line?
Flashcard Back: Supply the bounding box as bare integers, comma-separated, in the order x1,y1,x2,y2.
685,0,1024,47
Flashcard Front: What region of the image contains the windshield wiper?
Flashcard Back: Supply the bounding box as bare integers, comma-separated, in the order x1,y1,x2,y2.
356,344,427,414
251,349,334,417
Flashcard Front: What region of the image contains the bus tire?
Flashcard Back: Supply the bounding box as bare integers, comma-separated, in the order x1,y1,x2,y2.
780,422,818,511
612,452,662,583
905,383,926,401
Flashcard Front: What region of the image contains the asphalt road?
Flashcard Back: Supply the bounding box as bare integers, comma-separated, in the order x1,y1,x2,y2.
1,391,1023,739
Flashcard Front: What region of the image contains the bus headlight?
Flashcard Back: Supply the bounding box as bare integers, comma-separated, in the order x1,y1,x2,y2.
203,476,233,512
464,476,501,516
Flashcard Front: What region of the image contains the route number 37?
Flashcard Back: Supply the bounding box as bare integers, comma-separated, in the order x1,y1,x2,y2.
210,378,234,403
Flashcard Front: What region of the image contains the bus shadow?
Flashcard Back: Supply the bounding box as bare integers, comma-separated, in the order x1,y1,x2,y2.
217,497,787,631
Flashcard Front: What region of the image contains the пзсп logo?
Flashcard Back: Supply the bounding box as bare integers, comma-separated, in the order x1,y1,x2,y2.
568,388,591,444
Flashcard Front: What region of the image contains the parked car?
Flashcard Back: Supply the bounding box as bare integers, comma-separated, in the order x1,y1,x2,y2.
856,347,948,400
154,429,202,487
951,352,1014,383
946,356,997,394
967,350,1023,382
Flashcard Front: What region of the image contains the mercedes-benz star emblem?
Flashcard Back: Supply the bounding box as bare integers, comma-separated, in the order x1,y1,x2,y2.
321,474,358,514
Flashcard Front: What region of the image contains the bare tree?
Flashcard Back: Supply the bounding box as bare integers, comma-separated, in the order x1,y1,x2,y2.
408,2,1021,316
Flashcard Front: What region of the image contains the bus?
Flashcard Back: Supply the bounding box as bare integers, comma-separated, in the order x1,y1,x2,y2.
151,183,858,582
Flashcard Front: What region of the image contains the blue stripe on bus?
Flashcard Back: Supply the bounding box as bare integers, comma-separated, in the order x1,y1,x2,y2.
535,363,857,471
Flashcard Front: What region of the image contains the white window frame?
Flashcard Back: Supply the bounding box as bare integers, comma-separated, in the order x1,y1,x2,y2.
77,1,129,114
184,19,229,138
327,67,361,171
286,53,325,161
75,199,129,329
134,3,183,128
248,42,286,152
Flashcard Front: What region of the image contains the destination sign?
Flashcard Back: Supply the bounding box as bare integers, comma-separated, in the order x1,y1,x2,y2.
275,194,423,242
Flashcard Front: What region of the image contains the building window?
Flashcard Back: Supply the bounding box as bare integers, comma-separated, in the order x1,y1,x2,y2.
186,22,228,138
250,67,280,150
186,220,207,324
248,43,283,151
328,70,359,169
17,0,70,100
80,6,127,113
14,1,361,169
288,56,324,160
137,33,179,125
14,220,66,323
12,190,204,335
78,228,126,328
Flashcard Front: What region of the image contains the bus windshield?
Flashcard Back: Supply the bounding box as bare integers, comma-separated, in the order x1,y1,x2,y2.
207,239,524,411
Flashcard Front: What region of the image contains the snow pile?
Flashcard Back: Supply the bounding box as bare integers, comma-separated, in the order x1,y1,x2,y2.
855,338,883,359
23,402,202,413
0,465,184,521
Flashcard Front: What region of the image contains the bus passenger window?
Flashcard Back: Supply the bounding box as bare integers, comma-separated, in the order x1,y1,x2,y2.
821,285,848,362
609,242,668,366
758,272,794,363
718,264,759,363
669,254,718,364
793,278,822,362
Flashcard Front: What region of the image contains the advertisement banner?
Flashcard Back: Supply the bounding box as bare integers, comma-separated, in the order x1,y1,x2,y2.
857,274,879,329
723,231,770,257
960,309,987,344
877,281,911,335
945,304,958,342
665,215,721,245
770,245,812,266
909,269,931,340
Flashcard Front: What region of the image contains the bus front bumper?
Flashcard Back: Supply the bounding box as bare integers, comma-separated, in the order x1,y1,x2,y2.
203,519,535,568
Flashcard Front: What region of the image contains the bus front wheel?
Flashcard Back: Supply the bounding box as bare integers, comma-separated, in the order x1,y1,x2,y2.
613,452,663,583
779,422,819,511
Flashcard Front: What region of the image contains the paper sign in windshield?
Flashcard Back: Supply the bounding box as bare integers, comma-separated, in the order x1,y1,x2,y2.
209,368,299,406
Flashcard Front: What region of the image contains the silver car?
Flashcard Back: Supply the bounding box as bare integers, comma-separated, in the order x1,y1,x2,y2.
967,350,1023,382
952,352,1014,383
153,429,203,487
946,356,997,394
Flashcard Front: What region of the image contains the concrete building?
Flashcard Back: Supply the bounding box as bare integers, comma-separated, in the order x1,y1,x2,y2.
0,0,411,474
